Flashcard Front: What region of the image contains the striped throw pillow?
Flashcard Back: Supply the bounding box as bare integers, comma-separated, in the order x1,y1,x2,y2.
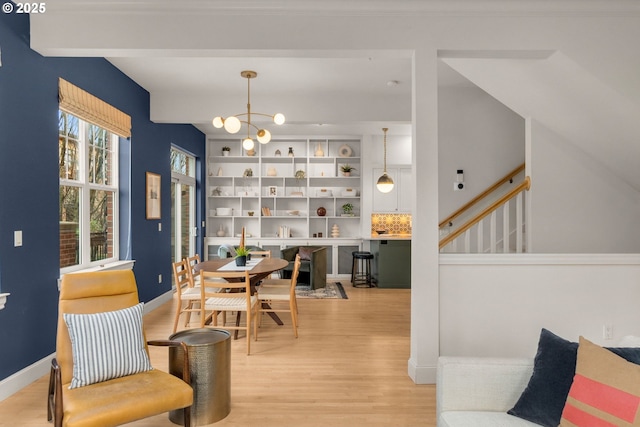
63,303,153,389
560,336,640,426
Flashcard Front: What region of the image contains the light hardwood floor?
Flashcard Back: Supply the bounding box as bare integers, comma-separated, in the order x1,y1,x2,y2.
0,284,436,427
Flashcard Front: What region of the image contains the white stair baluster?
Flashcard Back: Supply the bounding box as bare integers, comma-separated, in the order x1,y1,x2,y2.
516,192,523,253
464,229,471,253
489,211,497,253
503,201,510,253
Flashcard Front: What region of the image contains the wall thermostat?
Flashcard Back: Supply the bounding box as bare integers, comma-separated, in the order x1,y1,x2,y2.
454,169,465,191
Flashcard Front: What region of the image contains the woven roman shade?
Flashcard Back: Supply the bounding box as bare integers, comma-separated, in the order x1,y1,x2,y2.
58,78,131,138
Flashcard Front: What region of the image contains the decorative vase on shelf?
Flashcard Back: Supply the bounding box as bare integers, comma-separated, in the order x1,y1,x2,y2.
317,206,326,217
216,225,225,237
331,224,340,238
315,143,324,157
275,149,281,157
288,147,294,157
267,167,277,177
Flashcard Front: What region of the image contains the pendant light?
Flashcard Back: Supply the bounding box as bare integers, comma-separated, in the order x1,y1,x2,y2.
212,70,286,152
376,127,394,193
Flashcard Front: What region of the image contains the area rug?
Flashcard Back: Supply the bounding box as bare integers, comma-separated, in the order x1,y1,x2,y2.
295,282,348,299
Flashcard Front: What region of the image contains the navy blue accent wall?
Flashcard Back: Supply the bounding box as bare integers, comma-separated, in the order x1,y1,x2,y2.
0,13,206,381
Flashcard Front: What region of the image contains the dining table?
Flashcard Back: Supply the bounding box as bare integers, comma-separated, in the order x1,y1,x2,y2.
194,257,289,336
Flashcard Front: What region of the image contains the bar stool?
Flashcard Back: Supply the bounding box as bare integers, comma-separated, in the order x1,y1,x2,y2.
351,251,374,288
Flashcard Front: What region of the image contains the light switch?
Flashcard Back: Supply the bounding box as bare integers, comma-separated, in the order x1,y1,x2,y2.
14,230,22,247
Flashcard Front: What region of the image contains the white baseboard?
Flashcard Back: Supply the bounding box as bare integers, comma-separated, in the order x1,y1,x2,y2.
0,353,54,402
407,358,437,384
0,289,174,402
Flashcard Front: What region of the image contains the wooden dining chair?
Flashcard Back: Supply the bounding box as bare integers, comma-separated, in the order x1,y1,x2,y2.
171,259,204,333
257,254,301,338
200,270,259,355
171,259,224,333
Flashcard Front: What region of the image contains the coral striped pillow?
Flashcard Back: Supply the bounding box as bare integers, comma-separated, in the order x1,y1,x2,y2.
63,303,153,389
560,337,640,426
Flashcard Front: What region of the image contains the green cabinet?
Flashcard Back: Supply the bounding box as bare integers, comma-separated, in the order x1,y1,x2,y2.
370,240,411,288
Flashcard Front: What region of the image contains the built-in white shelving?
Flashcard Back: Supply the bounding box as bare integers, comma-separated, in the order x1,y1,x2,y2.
206,137,362,241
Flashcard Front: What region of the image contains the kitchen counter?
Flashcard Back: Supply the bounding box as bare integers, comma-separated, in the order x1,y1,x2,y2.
370,239,411,288
366,234,412,240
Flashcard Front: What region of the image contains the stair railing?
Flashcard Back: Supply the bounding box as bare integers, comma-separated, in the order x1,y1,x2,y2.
439,176,530,253
439,163,525,229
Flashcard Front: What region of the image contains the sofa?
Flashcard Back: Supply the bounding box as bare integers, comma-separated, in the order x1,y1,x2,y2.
281,246,327,290
437,331,640,427
437,357,538,427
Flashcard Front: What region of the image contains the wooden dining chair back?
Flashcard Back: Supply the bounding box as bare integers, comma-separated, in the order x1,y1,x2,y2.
48,270,192,427
200,270,259,355
250,250,271,258
185,254,201,286
257,254,301,338
171,258,204,333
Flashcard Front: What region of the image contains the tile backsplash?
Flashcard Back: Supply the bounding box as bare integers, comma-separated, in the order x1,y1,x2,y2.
371,213,412,235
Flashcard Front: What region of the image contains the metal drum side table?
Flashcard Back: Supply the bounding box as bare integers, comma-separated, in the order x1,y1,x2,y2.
168,328,231,425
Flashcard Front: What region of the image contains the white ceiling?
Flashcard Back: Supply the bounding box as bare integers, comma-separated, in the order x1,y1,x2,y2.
28,0,640,163
107,55,418,135
29,0,499,137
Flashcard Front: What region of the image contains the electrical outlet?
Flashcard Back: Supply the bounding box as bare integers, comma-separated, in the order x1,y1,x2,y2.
453,182,465,191
603,323,614,340
158,274,162,284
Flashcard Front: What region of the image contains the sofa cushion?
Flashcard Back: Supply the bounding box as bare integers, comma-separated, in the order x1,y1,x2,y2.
441,411,541,427
560,337,640,427
63,303,152,389
508,329,640,427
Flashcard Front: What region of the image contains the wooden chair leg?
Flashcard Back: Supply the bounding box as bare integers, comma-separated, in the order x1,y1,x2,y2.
173,304,182,334
184,301,194,327
183,405,191,427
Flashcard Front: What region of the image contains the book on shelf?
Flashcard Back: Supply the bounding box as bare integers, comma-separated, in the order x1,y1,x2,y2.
261,207,272,216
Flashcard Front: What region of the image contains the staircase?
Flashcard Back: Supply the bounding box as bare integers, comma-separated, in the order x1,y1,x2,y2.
439,164,530,253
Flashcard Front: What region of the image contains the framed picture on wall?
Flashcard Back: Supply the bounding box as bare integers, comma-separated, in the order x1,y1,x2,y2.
146,172,161,219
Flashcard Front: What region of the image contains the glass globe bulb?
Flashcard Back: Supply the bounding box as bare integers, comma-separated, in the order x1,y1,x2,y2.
242,137,255,151
212,116,224,128
256,129,271,144
376,173,394,193
273,113,285,125
224,116,241,134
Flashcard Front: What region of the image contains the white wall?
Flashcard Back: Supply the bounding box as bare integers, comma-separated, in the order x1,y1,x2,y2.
440,254,640,358
438,85,525,220
529,121,640,253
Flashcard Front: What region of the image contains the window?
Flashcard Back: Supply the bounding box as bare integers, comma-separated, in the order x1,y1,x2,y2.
59,111,119,270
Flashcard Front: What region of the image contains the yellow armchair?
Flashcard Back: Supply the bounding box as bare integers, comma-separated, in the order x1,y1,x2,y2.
47,270,193,427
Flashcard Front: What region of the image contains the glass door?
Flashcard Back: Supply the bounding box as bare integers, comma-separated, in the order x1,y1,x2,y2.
170,148,196,267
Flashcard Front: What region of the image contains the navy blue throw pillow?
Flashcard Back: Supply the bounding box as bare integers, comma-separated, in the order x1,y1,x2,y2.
507,328,640,427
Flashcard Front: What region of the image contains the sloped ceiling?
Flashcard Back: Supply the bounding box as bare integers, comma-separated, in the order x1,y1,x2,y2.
441,51,640,191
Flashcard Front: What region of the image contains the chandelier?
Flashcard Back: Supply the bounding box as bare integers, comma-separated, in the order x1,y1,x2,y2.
212,70,285,151
376,127,394,193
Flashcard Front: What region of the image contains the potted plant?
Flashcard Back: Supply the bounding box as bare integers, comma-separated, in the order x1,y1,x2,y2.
341,202,354,216
222,146,231,156
235,246,251,266
340,164,356,176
